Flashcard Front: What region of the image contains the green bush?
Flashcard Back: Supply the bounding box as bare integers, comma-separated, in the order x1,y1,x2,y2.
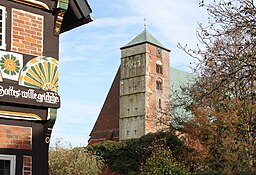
49,139,103,175
87,132,193,174
140,140,191,175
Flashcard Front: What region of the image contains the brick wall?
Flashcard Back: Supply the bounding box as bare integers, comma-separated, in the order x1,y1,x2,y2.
11,9,43,56
23,155,32,175
146,44,170,133
0,124,32,150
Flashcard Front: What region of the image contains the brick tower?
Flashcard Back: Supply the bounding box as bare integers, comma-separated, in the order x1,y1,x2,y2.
119,29,170,140
89,29,170,143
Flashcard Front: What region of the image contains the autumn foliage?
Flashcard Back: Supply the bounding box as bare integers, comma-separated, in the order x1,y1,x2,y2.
175,0,256,174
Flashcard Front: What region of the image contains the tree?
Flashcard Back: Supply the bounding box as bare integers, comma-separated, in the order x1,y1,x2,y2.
175,0,256,174
140,140,191,175
48,139,104,175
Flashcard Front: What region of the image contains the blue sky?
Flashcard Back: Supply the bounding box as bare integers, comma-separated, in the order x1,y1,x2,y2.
51,0,208,147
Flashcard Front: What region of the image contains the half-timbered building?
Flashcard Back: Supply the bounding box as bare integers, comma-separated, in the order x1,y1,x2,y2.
0,0,93,174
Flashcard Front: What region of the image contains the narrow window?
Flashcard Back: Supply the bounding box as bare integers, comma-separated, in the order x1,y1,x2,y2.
156,78,163,90
156,64,162,74
0,155,16,175
158,99,162,109
0,6,6,50
156,82,162,90
157,47,162,57
156,60,163,74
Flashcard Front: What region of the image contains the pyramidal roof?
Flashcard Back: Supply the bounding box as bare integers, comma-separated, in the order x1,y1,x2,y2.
121,29,169,51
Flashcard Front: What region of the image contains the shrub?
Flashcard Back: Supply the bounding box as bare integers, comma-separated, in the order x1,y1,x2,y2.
140,140,191,175
87,132,193,174
49,139,104,175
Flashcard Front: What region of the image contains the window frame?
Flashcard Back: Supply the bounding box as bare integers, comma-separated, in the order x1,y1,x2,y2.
157,47,162,57
0,154,16,175
158,99,162,109
156,60,163,74
156,77,163,90
156,64,163,74
0,5,6,50
156,81,162,90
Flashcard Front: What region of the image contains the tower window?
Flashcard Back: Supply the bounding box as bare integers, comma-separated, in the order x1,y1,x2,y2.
156,60,163,74
156,65,162,74
156,82,162,90
0,6,6,50
157,48,162,57
156,78,163,90
158,99,162,109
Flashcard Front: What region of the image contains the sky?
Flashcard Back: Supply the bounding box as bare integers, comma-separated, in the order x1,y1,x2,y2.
51,0,209,147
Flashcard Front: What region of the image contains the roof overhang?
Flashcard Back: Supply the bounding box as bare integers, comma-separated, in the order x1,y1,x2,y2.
60,0,94,33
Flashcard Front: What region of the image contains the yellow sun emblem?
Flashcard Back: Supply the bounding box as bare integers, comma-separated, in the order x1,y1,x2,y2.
4,59,17,71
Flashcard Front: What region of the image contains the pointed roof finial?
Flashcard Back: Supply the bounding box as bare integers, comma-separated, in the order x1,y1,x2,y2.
144,15,147,30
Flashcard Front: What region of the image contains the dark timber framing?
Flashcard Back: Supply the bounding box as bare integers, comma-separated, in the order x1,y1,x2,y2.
0,0,93,174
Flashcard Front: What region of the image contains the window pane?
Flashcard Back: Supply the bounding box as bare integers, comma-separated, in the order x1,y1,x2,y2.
4,161,10,169
0,160,11,175
4,170,10,175
0,160,4,169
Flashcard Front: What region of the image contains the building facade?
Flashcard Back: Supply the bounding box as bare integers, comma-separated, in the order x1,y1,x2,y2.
0,0,93,174
89,29,171,144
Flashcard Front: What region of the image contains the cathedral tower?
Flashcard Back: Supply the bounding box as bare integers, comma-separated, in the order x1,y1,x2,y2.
88,29,170,144
119,29,170,140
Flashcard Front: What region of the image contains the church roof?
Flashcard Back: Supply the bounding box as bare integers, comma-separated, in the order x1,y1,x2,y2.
121,29,170,51
88,68,120,145
170,67,194,92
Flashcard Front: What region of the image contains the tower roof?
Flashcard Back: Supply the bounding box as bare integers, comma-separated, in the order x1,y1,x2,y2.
121,29,170,51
